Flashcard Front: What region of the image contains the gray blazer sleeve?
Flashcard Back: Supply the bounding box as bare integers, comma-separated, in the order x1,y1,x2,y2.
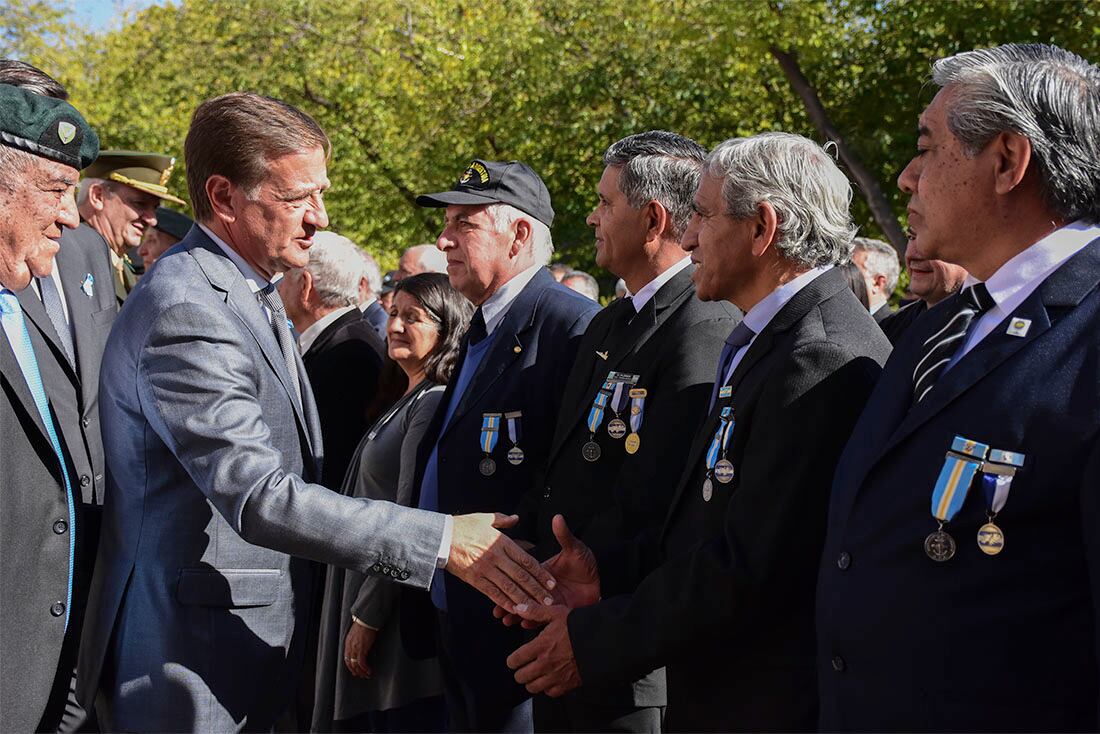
351,386,446,627
137,301,446,589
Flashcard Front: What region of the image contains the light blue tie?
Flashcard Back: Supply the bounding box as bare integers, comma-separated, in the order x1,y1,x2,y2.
0,290,76,628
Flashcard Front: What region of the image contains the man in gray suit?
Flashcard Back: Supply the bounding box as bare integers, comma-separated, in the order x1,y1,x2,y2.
0,83,101,733
77,92,556,732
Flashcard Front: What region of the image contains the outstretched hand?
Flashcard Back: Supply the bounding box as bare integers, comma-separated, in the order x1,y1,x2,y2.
447,512,556,613
506,602,583,697
492,514,600,628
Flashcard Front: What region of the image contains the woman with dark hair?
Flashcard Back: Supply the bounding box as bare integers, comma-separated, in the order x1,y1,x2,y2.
313,273,473,733
840,261,871,310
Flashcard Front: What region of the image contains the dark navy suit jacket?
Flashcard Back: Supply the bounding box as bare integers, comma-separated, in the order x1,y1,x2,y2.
818,236,1100,732
406,267,599,711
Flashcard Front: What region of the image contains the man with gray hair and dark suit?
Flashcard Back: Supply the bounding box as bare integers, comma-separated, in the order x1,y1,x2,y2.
77,92,557,732
851,236,900,322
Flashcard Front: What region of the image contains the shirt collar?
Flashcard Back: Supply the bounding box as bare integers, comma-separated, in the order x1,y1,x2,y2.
742,265,832,335
480,263,543,336
298,305,356,354
358,296,377,313
629,256,691,313
965,219,1100,308
199,223,277,294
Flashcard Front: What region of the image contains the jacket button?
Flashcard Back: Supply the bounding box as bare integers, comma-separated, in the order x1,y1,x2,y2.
371,564,381,573
50,602,65,617
832,656,846,672
79,474,90,488
400,570,410,580
543,486,551,499
837,552,851,570
53,520,68,534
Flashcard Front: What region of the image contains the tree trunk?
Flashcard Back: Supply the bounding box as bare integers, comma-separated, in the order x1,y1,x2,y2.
769,45,907,259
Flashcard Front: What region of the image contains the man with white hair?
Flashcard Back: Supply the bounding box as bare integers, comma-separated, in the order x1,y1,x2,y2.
560,269,600,301
501,133,891,731
408,159,600,732
851,236,900,322
355,246,387,338
819,43,1100,731
280,230,386,489
397,242,449,279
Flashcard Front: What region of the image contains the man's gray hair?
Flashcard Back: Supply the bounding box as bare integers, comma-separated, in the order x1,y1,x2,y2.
603,130,708,240
487,203,554,265
306,231,369,308
76,177,109,207
562,270,600,301
853,237,900,293
706,132,856,268
359,248,382,296
932,43,1100,223
0,144,37,185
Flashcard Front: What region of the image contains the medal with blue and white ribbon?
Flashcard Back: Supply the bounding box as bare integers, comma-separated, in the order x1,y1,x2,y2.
505,411,524,465
583,383,613,462
479,413,502,476
977,448,1024,555
925,435,989,561
607,381,631,439
702,407,735,501
624,388,647,454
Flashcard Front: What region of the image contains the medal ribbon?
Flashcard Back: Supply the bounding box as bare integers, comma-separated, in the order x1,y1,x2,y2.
930,436,989,523
505,411,522,447
981,448,1024,515
586,383,613,434
705,407,734,471
480,413,501,454
628,389,646,434
610,381,630,416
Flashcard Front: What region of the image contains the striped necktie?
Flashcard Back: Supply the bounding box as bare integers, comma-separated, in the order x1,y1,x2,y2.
257,284,302,405
912,282,995,404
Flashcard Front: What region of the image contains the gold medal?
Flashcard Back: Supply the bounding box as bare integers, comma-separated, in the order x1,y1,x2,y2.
479,456,496,476
924,528,956,562
582,440,602,462
607,418,627,439
507,446,525,466
977,522,1004,555
702,477,714,502
624,432,641,454
714,458,735,484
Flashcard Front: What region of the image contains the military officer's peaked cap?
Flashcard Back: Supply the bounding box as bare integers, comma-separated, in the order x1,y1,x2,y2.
84,150,186,205
0,83,99,169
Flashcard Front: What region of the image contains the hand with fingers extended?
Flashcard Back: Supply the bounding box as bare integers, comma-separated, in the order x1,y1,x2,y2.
343,620,378,679
447,512,557,613
505,602,582,697
493,514,600,628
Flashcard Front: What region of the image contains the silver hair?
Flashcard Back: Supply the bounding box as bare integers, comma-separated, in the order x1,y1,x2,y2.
932,43,1100,222
853,237,900,293
562,271,600,301
486,203,554,265
76,177,110,207
403,243,448,274
0,144,37,186
706,132,856,268
306,231,369,308
358,247,382,296
603,130,708,240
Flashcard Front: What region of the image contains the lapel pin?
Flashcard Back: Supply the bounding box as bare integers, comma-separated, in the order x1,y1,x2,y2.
596,350,608,360
1006,317,1031,337
513,345,522,354
80,273,94,297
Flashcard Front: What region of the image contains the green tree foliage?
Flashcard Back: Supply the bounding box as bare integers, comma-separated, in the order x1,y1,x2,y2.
5,0,1099,280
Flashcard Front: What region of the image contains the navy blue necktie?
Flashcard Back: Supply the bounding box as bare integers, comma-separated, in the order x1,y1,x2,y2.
709,321,755,411
467,307,487,346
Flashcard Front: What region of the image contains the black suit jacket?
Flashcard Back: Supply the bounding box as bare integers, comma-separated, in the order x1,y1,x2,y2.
302,308,386,489
361,299,388,341
405,268,599,711
567,268,891,732
877,298,926,345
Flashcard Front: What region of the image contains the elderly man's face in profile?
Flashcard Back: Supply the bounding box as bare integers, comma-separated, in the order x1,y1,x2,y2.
0,155,80,290
231,145,330,279
437,204,515,304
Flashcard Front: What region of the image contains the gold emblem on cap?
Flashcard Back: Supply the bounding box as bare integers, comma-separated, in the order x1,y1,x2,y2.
57,121,76,144
159,158,176,187
460,161,490,185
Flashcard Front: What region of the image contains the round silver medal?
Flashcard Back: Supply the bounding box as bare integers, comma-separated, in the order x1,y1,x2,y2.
582,441,602,462
507,446,525,466
714,458,735,484
702,477,714,502
607,418,628,439
924,529,956,562
479,457,496,477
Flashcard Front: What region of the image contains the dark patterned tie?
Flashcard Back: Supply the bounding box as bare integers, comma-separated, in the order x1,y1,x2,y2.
708,321,755,411
912,282,995,404
257,284,302,405
37,275,76,370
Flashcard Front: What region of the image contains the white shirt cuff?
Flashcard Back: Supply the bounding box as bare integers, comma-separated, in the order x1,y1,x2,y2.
436,515,453,569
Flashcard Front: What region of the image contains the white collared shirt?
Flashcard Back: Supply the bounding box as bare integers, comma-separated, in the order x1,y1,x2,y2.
721,266,832,385
198,223,276,294
949,219,1100,367
298,305,356,355
629,256,692,313
480,262,543,336
358,296,377,313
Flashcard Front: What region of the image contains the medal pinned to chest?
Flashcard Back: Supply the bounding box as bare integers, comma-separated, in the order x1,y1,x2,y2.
582,383,613,462
504,411,525,466
479,413,502,476
976,449,1024,556
605,372,639,441
924,436,989,561
624,388,647,454
702,406,736,502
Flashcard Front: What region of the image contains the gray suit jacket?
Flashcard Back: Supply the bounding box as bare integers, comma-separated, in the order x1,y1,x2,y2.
77,228,447,732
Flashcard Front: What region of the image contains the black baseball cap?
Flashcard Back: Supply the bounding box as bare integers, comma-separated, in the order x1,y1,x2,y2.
416,159,554,227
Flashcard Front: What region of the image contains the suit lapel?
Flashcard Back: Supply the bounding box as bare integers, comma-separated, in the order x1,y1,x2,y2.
187,234,315,455
1,328,51,443
14,284,78,384
303,309,357,362
55,240,99,404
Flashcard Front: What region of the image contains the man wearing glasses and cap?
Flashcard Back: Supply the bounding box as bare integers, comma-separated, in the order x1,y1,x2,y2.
71,150,186,302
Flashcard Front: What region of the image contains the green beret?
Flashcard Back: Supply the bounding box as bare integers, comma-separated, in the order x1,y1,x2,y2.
0,83,99,170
